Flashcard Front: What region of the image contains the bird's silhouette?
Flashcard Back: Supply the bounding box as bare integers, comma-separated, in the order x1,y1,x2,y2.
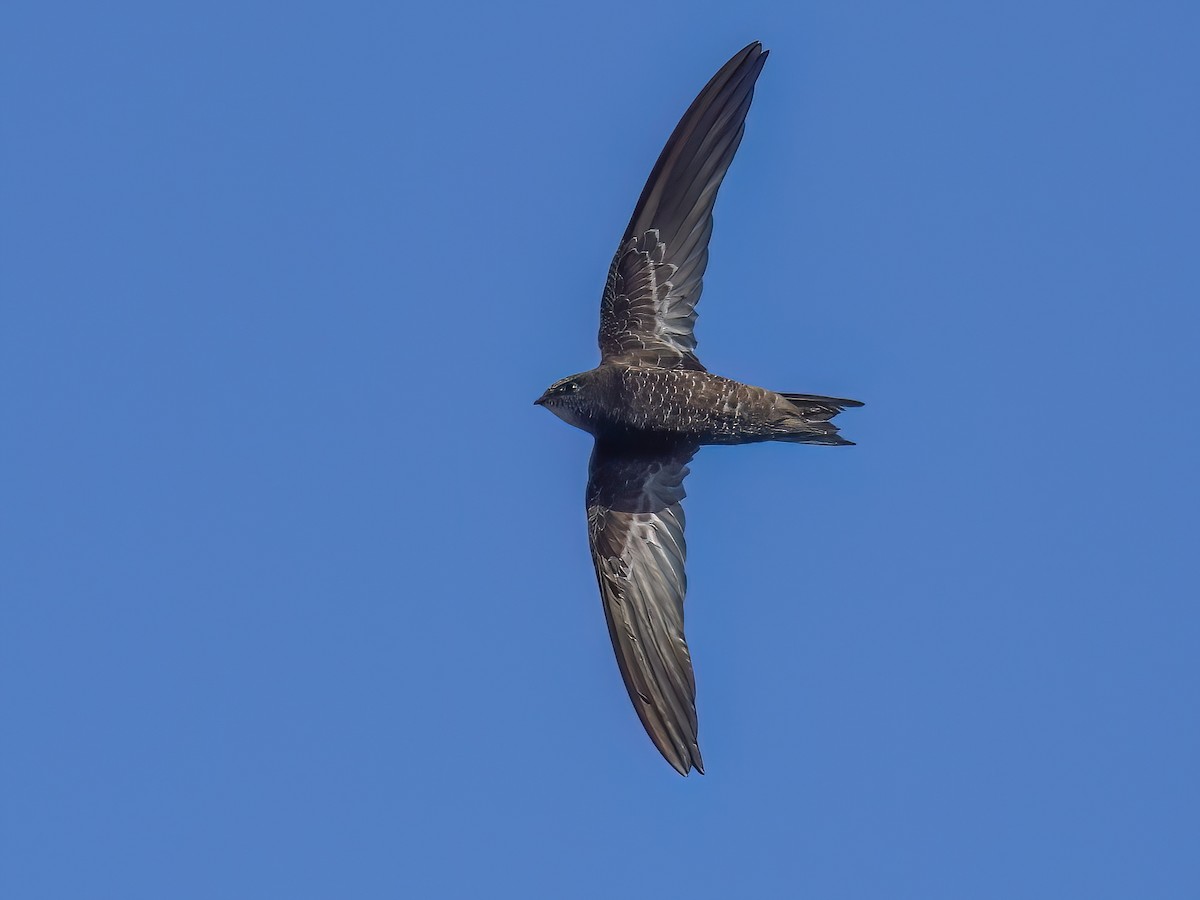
536,42,862,775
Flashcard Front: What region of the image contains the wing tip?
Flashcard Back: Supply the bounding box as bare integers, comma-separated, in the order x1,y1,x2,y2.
662,741,706,776
729,41,768,80
743,42,768,71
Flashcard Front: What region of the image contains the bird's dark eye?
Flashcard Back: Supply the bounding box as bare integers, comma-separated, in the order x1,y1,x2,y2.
569,382,579,392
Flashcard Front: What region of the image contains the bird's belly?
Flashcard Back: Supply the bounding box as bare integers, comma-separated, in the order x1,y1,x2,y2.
613,371,778,442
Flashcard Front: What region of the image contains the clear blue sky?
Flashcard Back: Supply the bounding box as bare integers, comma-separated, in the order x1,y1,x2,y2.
3,1,1198,897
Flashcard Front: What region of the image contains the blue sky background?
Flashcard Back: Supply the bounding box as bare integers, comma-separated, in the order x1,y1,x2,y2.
4,1,1198,897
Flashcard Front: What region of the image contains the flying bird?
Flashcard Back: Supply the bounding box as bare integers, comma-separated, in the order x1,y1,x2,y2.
535,42,862,775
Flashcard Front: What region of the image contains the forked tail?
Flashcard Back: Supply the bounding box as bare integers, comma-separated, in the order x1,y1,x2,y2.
777,392,864,446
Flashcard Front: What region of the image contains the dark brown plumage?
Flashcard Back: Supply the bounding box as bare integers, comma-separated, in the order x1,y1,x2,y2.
535,42,862,775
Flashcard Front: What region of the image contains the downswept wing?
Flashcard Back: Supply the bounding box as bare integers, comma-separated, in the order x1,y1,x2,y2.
599,42,768,370
586,440,703,775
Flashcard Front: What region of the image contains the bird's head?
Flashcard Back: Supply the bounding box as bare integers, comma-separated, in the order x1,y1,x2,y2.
534,371,596,428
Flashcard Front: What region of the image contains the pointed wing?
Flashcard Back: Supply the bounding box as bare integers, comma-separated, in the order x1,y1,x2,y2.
586,440,704,775
599,42,768,370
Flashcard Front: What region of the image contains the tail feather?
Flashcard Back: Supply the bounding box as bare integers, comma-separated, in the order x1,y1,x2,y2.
777,431,855,446
779,392,864,413
775,391,863,446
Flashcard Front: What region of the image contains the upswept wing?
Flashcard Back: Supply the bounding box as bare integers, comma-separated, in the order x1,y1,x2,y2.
598,42,768,370
586,440,703,775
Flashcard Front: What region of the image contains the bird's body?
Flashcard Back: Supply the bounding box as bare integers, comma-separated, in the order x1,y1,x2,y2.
542,363,859,446
536,42,861,775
